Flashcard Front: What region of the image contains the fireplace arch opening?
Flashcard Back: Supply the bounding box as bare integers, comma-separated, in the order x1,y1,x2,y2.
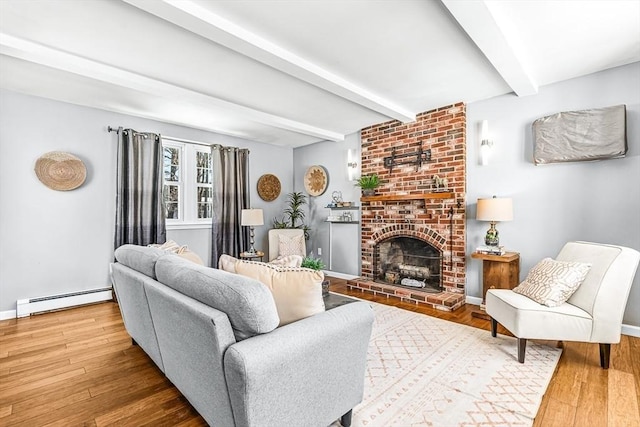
373,236,443,293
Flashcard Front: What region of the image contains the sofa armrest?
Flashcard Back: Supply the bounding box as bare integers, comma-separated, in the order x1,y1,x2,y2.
224,301,374,427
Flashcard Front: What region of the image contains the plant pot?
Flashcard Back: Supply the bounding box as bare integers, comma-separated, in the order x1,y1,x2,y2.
362,189,376,197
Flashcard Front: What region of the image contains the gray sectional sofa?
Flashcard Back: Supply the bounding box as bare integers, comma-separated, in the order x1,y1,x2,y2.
110,244,374,427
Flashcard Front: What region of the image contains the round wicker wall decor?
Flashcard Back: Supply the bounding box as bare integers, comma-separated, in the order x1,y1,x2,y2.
304,165,329,196
257,174,281,201
34,151,87,191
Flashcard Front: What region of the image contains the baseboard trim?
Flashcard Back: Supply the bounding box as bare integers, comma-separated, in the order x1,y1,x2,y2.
465,296,482,306
622,324,640,338
324,270,358,280
0,310,17,321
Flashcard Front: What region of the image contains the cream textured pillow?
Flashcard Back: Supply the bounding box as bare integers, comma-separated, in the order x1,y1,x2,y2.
513,257,591,307
235,262,325,325
278,234,305,257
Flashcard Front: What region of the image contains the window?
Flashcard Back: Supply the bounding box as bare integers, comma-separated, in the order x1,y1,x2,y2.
162,138,213,228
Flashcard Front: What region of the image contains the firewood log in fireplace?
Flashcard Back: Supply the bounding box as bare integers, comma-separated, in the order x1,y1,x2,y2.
398,264,431,279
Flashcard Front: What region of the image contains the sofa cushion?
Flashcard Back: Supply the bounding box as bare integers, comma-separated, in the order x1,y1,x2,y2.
234,262,325,326
114,244,168,279
513,257,591,307
155,255,280,341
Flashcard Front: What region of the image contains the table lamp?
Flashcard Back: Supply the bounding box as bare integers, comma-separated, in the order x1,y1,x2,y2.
476,196,513,246
241,208,264,254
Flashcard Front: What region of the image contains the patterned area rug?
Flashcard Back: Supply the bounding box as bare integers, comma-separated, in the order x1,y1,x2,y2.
340,302,562,427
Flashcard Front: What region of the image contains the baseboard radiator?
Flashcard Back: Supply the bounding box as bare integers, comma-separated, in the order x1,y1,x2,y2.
16,287,113,318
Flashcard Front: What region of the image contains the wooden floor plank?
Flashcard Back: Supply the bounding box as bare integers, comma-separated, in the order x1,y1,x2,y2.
0,279,637,426
537,399,576,427
608,369,640,427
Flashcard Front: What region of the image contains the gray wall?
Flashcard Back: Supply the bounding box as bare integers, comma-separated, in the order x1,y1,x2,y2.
293,62,639,326
466,62,640,326
293,132,361,275
0,90,292,314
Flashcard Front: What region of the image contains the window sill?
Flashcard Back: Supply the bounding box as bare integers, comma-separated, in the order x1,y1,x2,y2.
166,223,212,231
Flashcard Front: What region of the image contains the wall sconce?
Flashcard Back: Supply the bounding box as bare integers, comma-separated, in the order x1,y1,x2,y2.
480,120,494,166
347,148,360,181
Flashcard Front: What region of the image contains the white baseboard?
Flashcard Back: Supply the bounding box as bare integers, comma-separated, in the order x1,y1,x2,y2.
622,324,640,338
324,270,358,280
0,310,17,321
465,296,482,306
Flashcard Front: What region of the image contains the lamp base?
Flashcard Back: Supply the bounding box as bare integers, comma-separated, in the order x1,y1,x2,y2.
485,222,500,246
247,227,257,254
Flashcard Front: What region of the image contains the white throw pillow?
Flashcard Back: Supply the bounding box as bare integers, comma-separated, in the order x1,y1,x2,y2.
513,257,591,307
235,262,325,326
218,254,239,273
269,254,303,268
150,240,204,265
278,234,305,257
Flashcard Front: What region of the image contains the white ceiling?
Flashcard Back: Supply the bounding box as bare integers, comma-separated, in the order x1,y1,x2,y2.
1,0,638,147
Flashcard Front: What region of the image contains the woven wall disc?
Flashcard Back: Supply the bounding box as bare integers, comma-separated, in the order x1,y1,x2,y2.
257,173,281,201
304,165,329,196
34,151,87,191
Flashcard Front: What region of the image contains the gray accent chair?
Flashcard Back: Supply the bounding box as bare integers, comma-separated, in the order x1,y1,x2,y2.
111,244,374,426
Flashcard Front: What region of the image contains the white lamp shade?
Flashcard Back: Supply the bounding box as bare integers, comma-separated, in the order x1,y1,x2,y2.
241,209,264,226
476,197,513,222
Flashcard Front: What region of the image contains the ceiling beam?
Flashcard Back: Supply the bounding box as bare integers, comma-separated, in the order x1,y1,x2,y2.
442,0,538,96
0,33,344,142
123,0,416,123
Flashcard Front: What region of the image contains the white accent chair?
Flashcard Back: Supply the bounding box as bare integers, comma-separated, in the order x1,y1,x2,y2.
486,241,639,369
268,229,306,261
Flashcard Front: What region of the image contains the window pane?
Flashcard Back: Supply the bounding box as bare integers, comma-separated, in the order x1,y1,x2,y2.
163,147,180,182
196,151,210,168
197,186,212,219
197,187,212,202
163,184,179,219
198,202,212,219
197,168,211,184
166,203,179,219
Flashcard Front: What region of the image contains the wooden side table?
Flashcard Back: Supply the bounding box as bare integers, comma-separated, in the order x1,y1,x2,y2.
471,251,520,320
239,251,264,262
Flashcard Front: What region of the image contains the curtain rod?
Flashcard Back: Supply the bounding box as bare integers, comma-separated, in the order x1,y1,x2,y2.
107,126,213,147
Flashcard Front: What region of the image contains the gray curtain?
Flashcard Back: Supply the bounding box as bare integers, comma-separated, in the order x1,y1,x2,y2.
114,127,166,249
211,145,250,264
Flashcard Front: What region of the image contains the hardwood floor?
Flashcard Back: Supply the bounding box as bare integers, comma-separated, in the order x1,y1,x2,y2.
0,277,638,426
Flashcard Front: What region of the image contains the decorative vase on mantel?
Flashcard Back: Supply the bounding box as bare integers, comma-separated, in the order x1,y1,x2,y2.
362,188,376,197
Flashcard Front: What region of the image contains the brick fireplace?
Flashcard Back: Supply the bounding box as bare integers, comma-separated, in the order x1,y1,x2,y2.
347,103,466,311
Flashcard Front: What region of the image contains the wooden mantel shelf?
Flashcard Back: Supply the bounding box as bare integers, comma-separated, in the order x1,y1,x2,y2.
361,192,454,203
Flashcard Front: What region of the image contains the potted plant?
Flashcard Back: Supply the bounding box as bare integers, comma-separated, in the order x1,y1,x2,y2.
272,192,311,239
355,174,380,197
301,256,325,270
301,256,330,296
